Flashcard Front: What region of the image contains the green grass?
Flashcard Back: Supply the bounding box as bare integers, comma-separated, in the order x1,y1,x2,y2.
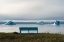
0,32,64,42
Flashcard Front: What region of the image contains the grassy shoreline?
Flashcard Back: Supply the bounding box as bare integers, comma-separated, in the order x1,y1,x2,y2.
0,33,64,42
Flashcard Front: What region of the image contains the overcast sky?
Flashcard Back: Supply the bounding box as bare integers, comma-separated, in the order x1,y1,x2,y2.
0,0,64,20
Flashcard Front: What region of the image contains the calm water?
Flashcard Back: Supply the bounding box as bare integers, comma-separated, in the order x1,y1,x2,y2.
0,20,64,34
0,24,64,34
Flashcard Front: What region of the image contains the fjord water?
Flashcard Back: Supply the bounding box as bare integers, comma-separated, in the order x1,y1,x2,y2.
0,20,64,34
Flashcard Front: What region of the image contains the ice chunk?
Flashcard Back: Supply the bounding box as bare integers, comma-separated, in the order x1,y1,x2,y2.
5,21,16,25
38,21,44,25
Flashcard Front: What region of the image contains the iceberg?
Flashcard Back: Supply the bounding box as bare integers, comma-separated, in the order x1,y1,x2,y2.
52,20,60,25
5,21,16,25
55,20,60,25
38,21,44,25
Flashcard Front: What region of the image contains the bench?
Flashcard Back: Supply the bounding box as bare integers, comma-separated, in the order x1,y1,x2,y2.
19,27,38,34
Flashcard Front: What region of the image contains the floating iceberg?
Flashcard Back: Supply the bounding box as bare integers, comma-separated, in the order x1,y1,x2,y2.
5,21,16,25
52,20,60,25
38,21,44,25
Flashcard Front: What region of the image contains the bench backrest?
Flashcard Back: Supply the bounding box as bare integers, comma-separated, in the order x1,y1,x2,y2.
19,27,38,34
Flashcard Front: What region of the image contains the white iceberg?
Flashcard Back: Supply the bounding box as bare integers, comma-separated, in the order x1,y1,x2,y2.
5,21,16,25
52,20,60,25
38,21,44,25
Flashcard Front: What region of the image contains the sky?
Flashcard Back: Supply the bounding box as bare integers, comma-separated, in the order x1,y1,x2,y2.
0,0,64,20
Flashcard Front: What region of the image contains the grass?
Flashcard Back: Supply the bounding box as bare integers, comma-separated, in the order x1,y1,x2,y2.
0,32,64,42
